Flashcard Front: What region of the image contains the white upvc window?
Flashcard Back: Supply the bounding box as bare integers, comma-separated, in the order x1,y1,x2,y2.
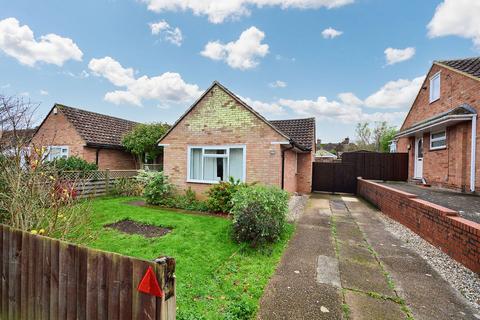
187,145,246,184
430,130,446,150
429,72,441,103
46,146,69,161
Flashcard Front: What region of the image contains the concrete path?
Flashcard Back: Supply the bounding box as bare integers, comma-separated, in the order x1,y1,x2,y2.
258,193,479,320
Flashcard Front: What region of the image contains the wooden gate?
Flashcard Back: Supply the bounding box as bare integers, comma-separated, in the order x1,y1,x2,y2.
312,152,408,194
312,162,356,193
0,224,176,320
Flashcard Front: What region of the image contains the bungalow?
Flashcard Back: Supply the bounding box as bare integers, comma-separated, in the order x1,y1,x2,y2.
158,81,316,195
395,57,479,193
31,104,138,170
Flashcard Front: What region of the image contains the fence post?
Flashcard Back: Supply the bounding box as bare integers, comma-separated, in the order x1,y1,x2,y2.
105,169,110,194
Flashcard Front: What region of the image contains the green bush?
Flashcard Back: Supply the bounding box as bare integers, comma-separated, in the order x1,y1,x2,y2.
143,171,174,205
231,185,289,247
110,177,144,197
47,156,98,172
170,188,209,212
206,177,247,214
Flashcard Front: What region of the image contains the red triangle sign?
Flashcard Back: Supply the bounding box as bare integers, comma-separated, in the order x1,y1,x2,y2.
137,266,163,297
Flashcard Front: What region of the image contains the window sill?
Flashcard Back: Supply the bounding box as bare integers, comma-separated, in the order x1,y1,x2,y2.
187,179,220,184
429,97,440,104
429,146,447,151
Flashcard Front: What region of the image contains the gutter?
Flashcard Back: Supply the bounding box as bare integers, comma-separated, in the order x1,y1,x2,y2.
396,114,474,138
470,115,477,192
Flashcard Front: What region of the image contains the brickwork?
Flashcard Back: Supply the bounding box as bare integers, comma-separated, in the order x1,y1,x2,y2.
160,84,313,196
397,63,479,192
358,178,480,273
32,108,137,169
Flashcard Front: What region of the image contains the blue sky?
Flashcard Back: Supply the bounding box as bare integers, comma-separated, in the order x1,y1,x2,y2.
1,0,479,141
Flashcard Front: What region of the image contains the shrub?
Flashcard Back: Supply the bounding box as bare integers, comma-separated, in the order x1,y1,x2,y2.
231,185,289,247
167,188,208,212
143,171,174,205
46,156,98,172
110,177,144,197
206,177,247,214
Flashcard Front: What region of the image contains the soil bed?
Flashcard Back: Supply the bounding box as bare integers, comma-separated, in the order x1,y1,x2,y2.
105,219,171,238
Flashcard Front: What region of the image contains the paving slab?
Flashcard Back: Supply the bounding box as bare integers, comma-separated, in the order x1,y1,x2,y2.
344,291,406,320
316,255,341,288
345,197,480,320
258,195,343,319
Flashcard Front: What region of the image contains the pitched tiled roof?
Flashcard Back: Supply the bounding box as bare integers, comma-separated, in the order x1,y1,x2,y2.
56,104,138,148
437,57,480,79
269,118,316,151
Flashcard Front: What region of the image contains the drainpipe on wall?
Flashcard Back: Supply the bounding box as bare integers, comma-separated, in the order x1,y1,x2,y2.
470,115,477,193
281,144,295,190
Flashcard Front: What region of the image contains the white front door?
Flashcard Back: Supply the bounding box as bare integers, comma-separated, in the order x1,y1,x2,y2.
414,137,423,179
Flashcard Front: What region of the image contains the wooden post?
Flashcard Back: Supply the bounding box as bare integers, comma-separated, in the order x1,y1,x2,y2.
105,169,110,195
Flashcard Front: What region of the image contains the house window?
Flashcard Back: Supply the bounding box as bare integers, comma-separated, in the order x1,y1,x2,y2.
430,131,446,150
188,146,245,183
46,146,69,161
429,72,441,103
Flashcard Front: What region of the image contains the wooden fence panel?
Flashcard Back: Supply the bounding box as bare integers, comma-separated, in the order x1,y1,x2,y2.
0,224,176,320
312,152,409,193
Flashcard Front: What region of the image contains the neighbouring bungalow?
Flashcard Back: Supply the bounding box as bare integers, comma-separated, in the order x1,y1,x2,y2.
315,149,338,162
158,81,316,196
31,104,139,170
394,57,479,193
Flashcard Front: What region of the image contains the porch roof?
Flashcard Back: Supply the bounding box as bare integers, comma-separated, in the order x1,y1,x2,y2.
395,104,477,138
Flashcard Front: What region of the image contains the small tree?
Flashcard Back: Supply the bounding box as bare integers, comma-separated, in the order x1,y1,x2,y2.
379,127,398,152
122,123,170,165
355,122,373,151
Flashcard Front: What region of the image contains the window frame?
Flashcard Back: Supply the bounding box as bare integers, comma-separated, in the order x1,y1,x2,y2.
429,71,441,103
430,130,447,150
45,145,69,161
186,145,246,184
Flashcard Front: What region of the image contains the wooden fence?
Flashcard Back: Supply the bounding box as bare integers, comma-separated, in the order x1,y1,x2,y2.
60,170,139,199
312,152,408,194
0,223,176,320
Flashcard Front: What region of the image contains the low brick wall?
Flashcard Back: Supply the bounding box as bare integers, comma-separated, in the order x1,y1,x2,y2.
357,178,480,273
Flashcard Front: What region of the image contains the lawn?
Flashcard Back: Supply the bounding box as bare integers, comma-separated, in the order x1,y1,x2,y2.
71,197,294,320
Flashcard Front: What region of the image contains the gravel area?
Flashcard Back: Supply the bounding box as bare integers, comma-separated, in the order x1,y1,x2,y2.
379,214,480,311
287,194,309,222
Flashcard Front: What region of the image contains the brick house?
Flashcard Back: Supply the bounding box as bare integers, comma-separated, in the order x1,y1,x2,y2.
395,57,479,192
158,81,316,196
31,104,138,170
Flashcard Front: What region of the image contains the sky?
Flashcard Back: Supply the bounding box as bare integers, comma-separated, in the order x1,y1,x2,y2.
1,0,479,142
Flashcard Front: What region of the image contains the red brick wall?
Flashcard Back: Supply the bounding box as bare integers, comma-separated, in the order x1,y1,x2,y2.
358,178,480,273
297,152,313,193
160,84,313,196
83,147,137,170
31,110,87,158
397,64,479,192
283,149,297,193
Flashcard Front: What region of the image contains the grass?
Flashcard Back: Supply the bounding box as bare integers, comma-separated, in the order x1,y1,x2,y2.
70,197,294,320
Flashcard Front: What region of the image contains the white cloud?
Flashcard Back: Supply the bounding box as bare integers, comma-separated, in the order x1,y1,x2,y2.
384,47,415,65
201,26,269,70
240,96,285,115
88,56,202,107
428,0,480,47
0,17,83,67
149,20,183,46
39,90,48,96
274,76,422,124
322,27,343,39
364,76,424,109
269,80,287,88
142,0,354,24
